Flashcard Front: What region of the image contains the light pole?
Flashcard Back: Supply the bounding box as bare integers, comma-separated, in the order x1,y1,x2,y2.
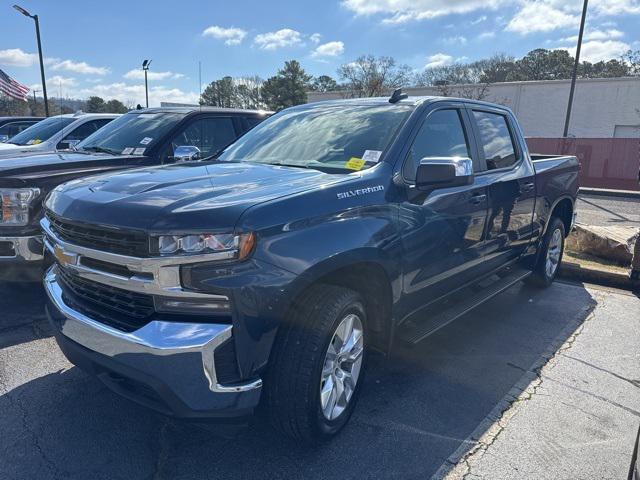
142,59,151,108
13,4,49,117
563,0,588,137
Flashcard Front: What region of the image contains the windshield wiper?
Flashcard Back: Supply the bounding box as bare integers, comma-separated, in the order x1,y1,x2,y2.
80,146,118,155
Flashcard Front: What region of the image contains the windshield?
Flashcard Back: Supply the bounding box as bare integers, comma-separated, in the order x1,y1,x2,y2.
7,117,74,146
218,104,412,172
77,112,185,155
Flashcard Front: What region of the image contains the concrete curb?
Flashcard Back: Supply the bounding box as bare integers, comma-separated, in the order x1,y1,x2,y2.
558,261,639,291
579,187,640,199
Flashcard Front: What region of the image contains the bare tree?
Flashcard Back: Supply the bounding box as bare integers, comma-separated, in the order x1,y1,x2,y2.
414,54,518,101
338,55,412,98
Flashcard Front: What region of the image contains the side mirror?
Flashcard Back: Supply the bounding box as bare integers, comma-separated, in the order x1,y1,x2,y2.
173,145,201,162
57,139,80,150
0,135,9,143
415,157,474,191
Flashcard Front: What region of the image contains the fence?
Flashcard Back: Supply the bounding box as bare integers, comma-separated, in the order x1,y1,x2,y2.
526,138,640,192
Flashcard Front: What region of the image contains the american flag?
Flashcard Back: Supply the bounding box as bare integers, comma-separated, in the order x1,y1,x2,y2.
0,69,30,102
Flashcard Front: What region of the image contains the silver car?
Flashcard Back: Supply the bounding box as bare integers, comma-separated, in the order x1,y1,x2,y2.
0,112,118,158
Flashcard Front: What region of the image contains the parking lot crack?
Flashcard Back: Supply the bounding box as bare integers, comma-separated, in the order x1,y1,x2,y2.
0,381,65,479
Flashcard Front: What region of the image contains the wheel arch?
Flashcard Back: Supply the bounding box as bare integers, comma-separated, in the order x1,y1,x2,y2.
282,250,398,354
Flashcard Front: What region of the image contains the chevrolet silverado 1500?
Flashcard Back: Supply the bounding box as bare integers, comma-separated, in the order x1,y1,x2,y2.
42,93,578,443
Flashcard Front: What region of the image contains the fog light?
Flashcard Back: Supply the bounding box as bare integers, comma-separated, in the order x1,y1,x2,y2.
154,296,231,316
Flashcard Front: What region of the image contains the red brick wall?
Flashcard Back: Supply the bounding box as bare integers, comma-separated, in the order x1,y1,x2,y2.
526,138,640,192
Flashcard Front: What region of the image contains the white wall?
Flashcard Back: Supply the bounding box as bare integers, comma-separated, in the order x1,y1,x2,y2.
306,77,640,138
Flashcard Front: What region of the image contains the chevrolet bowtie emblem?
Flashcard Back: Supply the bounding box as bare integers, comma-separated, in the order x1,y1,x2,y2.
53,245,78,267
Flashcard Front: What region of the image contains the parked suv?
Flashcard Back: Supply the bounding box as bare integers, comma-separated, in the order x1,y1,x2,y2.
0,107,270,280
43,95,578,443
0,113,117,158
0,116,44,143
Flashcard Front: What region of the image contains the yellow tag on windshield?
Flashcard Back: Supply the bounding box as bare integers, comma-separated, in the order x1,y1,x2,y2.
32,139,42,145
345,157,365,171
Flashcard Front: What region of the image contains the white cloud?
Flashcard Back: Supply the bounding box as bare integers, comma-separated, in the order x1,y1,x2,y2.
507,0,640,36
202,25,247,45
123,69,184,80
557,40,630,62
424,53,454,69
591,0,640,15
49,59,109,75
78,82,199,107
254,29,303,50
441,35,467,45
0,48,38,67
0,49,109,76
47,76,78,88
478,31,496,40
506,3,579,34
471,15,487,24
342,0,507,24
310,33,322,44
312,41,345,57
561,28,624,43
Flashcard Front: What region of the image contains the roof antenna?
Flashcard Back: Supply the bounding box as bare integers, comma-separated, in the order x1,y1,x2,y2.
389,88,408,103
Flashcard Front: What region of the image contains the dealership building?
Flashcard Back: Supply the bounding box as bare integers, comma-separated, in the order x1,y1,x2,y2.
307,76,640,139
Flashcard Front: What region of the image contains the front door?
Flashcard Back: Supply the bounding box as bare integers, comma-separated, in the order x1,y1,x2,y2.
399,106,489,316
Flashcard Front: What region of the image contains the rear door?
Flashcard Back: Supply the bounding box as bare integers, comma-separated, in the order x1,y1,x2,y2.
468,106,536,268
399,103,489,309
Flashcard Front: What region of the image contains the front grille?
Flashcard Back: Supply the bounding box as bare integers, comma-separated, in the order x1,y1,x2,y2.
46,212,150,257
57,267,155,332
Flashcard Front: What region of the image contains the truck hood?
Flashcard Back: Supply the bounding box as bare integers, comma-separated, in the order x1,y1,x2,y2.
46,161,352,232
0,142,44,157
0,150,141,182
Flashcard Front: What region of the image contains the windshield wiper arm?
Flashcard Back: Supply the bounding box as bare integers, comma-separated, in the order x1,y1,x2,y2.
80,146,117,155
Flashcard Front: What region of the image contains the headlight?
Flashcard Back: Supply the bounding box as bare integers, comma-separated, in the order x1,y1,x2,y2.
0,188,40,226
156,232,255,259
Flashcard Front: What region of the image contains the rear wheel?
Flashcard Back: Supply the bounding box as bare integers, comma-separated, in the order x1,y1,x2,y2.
266,284,367,443
529,217,565,287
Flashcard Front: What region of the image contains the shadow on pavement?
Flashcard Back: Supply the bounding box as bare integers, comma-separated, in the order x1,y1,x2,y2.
0,281,596,480
0,282,49,349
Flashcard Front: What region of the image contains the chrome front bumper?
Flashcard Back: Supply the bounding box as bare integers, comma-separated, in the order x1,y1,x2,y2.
45,267,262,415
0,235,44,261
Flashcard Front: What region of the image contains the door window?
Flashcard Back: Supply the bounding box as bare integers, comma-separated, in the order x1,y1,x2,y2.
403,109,471,179
0,121,35,138
63,119,113,142
245,116,265,131
472,111,518,170
169,117,237,159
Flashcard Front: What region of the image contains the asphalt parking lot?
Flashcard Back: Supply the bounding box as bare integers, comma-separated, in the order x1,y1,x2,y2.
1,280,638,480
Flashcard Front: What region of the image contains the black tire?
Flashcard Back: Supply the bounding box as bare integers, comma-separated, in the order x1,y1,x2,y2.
528,216,565,288
265,284,367,444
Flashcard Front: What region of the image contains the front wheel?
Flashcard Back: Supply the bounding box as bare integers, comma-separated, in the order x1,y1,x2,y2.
529,217,565,287
265,284,367,443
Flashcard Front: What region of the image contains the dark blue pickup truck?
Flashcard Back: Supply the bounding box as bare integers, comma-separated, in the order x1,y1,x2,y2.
42,94,579,443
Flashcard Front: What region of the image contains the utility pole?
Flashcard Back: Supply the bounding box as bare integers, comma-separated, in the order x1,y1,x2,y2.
563,0,588,137
13,5,49,116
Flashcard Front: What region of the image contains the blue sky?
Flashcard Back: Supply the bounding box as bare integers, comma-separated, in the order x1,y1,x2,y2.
1,0,639,106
